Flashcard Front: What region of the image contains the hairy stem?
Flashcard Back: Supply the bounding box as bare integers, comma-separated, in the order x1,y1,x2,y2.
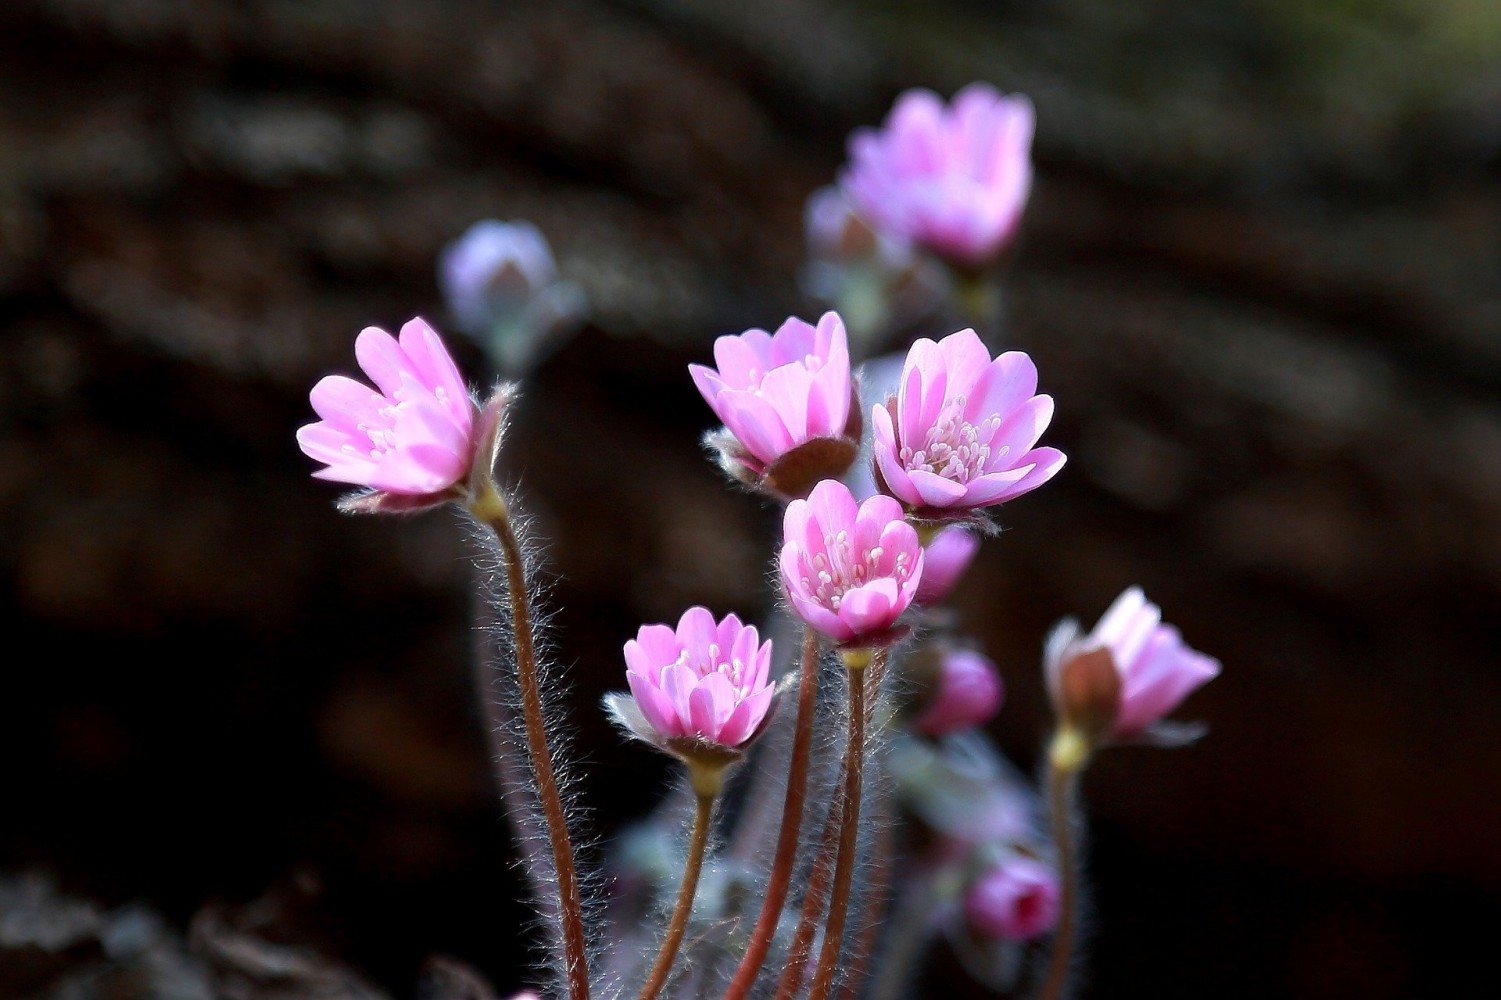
1037,732,1085,1000
772,755,843,1000
721,628,822,1000
469,487,590,1000
637,791,716,1000
806,650,875,1000
833,784,893,1000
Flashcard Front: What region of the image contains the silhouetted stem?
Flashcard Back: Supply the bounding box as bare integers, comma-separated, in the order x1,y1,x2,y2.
469,486,590,1000
807,649,877,1000
1037,730,1087,1000
721,628,822,1000
637,791,715,1000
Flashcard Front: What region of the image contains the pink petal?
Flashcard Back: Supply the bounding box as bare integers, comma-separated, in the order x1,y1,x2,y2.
907,468,970,507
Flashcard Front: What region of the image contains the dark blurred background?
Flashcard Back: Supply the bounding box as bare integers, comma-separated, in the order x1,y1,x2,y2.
2,0,1500,997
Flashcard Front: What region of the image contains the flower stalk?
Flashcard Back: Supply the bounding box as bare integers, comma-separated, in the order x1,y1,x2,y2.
635,782,718,1000
1037,728,1087,1000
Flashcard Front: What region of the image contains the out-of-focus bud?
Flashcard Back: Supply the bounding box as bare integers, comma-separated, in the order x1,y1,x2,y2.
913,526,981,607
906,644,1004,737
438,220,586,376
963,855,1060,941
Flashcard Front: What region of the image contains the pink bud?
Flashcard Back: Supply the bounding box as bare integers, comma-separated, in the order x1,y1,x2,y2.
841,83,1034,267
778,479,924,646
872,328,1065,517
912,648,1003,737
964,856,1060,941
297,318,477,498
913,526,981,606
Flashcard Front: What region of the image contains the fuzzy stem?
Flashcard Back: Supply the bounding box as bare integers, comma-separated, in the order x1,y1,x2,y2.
806,649,876,1000
637,791,716,1000
721,628,822,1000
1037,730,1087,1000
469,485,590,1000
772,753,843,1000
833,784,893,1000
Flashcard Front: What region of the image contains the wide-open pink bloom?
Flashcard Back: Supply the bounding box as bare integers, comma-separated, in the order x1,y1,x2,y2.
297,318,477,495
964,855,1060,941
779,479,924,645
841,83,1034,266
623,607,775,750
1048,587,1221,743
872,328,1064,514
690,312,853,476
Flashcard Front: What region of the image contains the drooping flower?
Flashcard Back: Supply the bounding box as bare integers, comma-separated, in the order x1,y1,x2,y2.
779,479,924,646
841,83,1034,268
438,220,585,375
913,525,981,606
963,855,1060,941
690,312,858,498
872,328,1065,518
608,607,777,758
911,646,1004,737
1046,587,1221,746
297,318,478,501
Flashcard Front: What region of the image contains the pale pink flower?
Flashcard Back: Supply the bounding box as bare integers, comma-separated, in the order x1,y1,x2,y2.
963,855,1060,941
618,607,776,751
1047,587,1221,744
439,220,559,333
841,83,1034,267
912,648,1003,737
872,328,1065,515
779,479,924,646
913,525,981,606
297,318,477,496
690,313,856,494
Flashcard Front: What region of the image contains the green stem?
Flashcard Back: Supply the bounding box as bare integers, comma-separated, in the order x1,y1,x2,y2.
1037,732,1085,1000
721,628,822,1000
806,649,876,1000
636,791,716,1000
469,486,590,1000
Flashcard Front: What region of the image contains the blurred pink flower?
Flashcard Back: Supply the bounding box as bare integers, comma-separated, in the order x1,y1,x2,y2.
963,855,1060,941
621,607,776,750
841,83,1034,267
690,313,856,492
913,526,981,606
439,220,559,333
779,479,924,646
1047,587,1221,744
872,328,1064,515
912,648,1003,737
297,318,476,496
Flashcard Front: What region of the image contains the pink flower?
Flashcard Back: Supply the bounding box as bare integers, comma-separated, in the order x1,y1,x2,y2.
297,318,477,496
913,526,981,606
619,607,776,751
912,648,1003,737
872,328,1065,516
1047,587,1221,744
779,479,924,646
841,83,1034,267
963,855,1060,941
690,313,857,495
439,220,559,333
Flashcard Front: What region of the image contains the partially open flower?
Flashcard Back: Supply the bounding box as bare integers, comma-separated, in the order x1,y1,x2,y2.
841,83,1034,269
910,646,1004,737
872,328,1065,520
606,608,777,772
1047,587,1221,748
691,313,858,499
297,318,478,509
963,855,1060,942
779,479,924,647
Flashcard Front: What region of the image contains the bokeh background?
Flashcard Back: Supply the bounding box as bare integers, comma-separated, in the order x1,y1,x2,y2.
3,1,1500,997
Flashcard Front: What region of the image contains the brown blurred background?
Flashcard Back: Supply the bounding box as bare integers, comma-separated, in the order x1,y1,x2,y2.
2,0,1500,997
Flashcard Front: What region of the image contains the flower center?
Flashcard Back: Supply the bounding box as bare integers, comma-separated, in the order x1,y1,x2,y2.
803,529,914,611
678,643,754,696
899,396,1002,483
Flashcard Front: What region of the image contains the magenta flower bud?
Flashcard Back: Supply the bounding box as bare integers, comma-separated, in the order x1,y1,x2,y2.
690,312,859,498
611,607,776,758
913,526,981,606
297,317,477,499
841,83,1034,268
912,648,1003,737
872,328,1065,518
963,855,1060,941
778,479,924,647
1047,587,1221,746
